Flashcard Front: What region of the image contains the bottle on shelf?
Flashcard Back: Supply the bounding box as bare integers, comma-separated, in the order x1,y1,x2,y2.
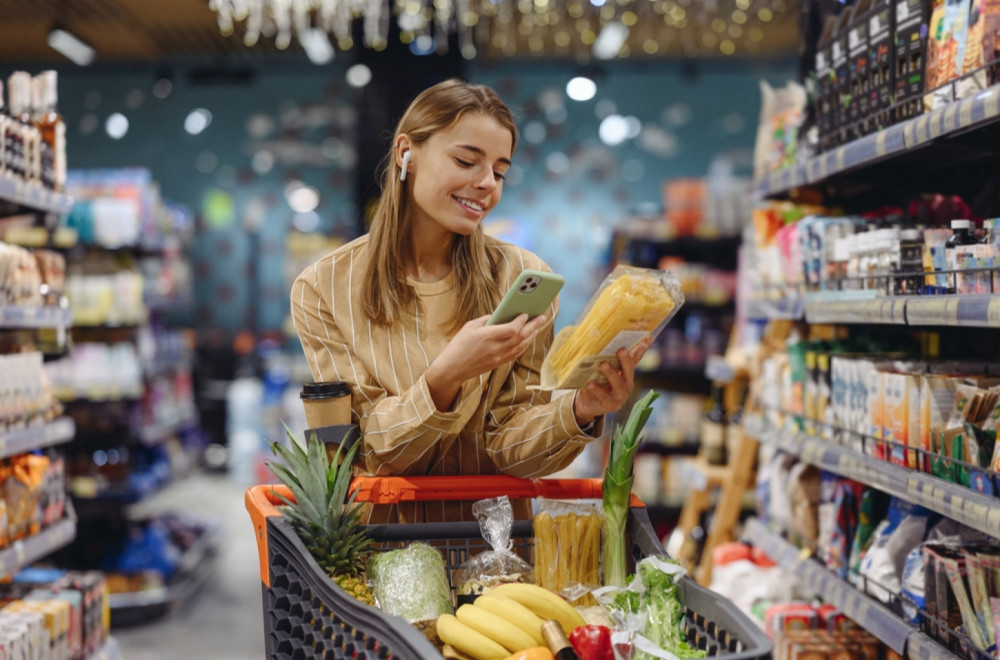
0,80,7,176
541,620,581,660
701,383,727,465
7,71,39,184
33,71,65,192
945,219,976,294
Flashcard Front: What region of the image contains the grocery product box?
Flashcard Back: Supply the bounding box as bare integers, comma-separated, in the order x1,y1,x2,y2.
848,0,873,138
894,0,930,121
817,15,839,151
867,0,897,129
832,8,855,145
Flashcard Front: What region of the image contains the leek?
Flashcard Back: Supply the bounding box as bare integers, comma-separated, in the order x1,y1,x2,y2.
602,389,660,587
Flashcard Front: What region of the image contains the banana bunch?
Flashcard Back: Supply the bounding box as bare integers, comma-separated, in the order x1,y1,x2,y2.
435,584,587,660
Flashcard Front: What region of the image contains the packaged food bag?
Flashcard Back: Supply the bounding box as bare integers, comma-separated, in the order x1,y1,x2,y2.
453,496,534,604
532,500,602,606
539,265,684,390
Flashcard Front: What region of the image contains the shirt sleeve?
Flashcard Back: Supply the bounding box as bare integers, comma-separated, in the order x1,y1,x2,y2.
290,267,476,476
481,300,605,478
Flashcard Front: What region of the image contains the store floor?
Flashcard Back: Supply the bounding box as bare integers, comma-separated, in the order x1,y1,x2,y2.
113,471,265,660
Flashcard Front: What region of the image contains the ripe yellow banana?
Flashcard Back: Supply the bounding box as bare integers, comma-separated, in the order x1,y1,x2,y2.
473,593,546,646
436,614,510,660
491,583,586,635
456,603,538,653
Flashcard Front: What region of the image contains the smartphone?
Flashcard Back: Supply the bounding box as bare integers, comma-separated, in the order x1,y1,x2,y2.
487,269,565,325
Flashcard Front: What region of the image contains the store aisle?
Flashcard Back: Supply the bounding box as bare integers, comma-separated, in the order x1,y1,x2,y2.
113,471,265,660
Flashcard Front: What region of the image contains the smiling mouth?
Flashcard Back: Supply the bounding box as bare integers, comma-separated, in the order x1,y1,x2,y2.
454,196,485,213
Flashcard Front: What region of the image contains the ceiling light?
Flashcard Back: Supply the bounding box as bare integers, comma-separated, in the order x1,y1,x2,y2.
300,28,335,65
592,22,628,60
566,76,597,101
47,26,95,66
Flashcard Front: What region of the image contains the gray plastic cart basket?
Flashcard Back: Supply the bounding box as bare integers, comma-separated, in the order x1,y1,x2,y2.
246,475,771,659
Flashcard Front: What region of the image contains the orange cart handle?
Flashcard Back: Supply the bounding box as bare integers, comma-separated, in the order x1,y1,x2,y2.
245,476,644,585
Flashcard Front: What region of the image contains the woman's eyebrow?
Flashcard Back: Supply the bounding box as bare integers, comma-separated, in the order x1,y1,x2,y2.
456,144,512,167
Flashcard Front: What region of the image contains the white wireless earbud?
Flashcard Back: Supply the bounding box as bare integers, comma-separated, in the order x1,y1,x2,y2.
399,150,412,181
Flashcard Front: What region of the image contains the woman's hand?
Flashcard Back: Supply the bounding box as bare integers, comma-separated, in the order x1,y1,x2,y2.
425,313,549,411
573,335,654,429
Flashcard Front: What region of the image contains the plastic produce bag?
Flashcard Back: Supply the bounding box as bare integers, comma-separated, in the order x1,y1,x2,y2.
533,500,602,606
596,556,705,659
454,496,534,603
368,542,453,623
538,265,684,390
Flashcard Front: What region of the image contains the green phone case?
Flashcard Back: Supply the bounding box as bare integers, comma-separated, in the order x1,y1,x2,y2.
487,268,565,325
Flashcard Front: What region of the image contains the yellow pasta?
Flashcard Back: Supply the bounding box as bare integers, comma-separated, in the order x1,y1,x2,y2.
532,508,602,606
546,270,678,386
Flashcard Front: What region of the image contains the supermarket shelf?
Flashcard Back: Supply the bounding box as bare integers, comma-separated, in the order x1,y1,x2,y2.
89,636,122,660
0,172,74,214
743,518,956,658
745,295,804,321
0,305,73,330
108,524,220,626
753,291,1000,328
137,407,198,446
620,235,741,271
803,293,907,325
635,364,711,394
637,440,701,457
0,417,76,459
0,515,76,579
754,84,1000,200
745,418,1000,539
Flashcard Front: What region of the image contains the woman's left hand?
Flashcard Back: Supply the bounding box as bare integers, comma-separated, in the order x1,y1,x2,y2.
572,336,654,427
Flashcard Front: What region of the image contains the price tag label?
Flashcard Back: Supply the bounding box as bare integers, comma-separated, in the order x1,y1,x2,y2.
918,115,930,142
13,541,25,567
960,99,974,127
0,438,6,458
988,298,1000,327
905,120,917,146
945,103,959,131
966,501,988,530
819,155,830,179
929,110,943,138
950,493,965,521
835,147,846,172
876,131,888,156
988,506,1000,536
985,90,1000,119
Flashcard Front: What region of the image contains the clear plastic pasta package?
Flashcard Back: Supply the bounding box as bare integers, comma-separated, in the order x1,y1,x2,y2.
532,500,602,606
540,265,684,390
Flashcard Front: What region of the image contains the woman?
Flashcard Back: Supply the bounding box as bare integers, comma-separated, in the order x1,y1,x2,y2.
291,78,651,522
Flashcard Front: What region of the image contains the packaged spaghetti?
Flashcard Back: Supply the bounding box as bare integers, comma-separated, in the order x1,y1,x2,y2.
539,265,684,390
532,500,602,606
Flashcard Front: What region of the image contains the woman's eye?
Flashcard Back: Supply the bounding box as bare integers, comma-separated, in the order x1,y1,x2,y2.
456,159,473,167
494,172,507,181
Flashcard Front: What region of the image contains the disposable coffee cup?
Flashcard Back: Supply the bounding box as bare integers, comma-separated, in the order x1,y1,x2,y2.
300,381,353,429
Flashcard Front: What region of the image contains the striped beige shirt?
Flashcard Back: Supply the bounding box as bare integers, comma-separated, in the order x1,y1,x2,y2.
290,234,602,523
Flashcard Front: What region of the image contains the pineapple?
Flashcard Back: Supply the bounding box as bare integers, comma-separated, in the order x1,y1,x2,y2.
268,425,375,607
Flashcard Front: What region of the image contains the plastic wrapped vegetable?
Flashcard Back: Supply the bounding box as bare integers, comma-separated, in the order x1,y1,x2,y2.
454,496,534,602
597,556,705,660
368,542,453,622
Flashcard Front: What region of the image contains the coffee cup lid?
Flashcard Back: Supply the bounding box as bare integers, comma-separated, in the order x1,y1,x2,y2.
300,381,352,400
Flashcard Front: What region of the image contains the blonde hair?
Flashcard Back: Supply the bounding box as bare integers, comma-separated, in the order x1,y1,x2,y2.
362,79,519,333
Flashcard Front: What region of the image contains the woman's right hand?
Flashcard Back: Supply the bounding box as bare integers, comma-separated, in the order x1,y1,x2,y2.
424,313,548,411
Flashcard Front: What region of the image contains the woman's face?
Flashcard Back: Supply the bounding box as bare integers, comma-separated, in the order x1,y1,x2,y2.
407,112,513,237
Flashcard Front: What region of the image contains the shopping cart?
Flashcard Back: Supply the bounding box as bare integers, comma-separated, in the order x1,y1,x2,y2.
246,475,772,660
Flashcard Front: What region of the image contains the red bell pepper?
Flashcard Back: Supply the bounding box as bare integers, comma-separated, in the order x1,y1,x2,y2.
569,625,613,660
